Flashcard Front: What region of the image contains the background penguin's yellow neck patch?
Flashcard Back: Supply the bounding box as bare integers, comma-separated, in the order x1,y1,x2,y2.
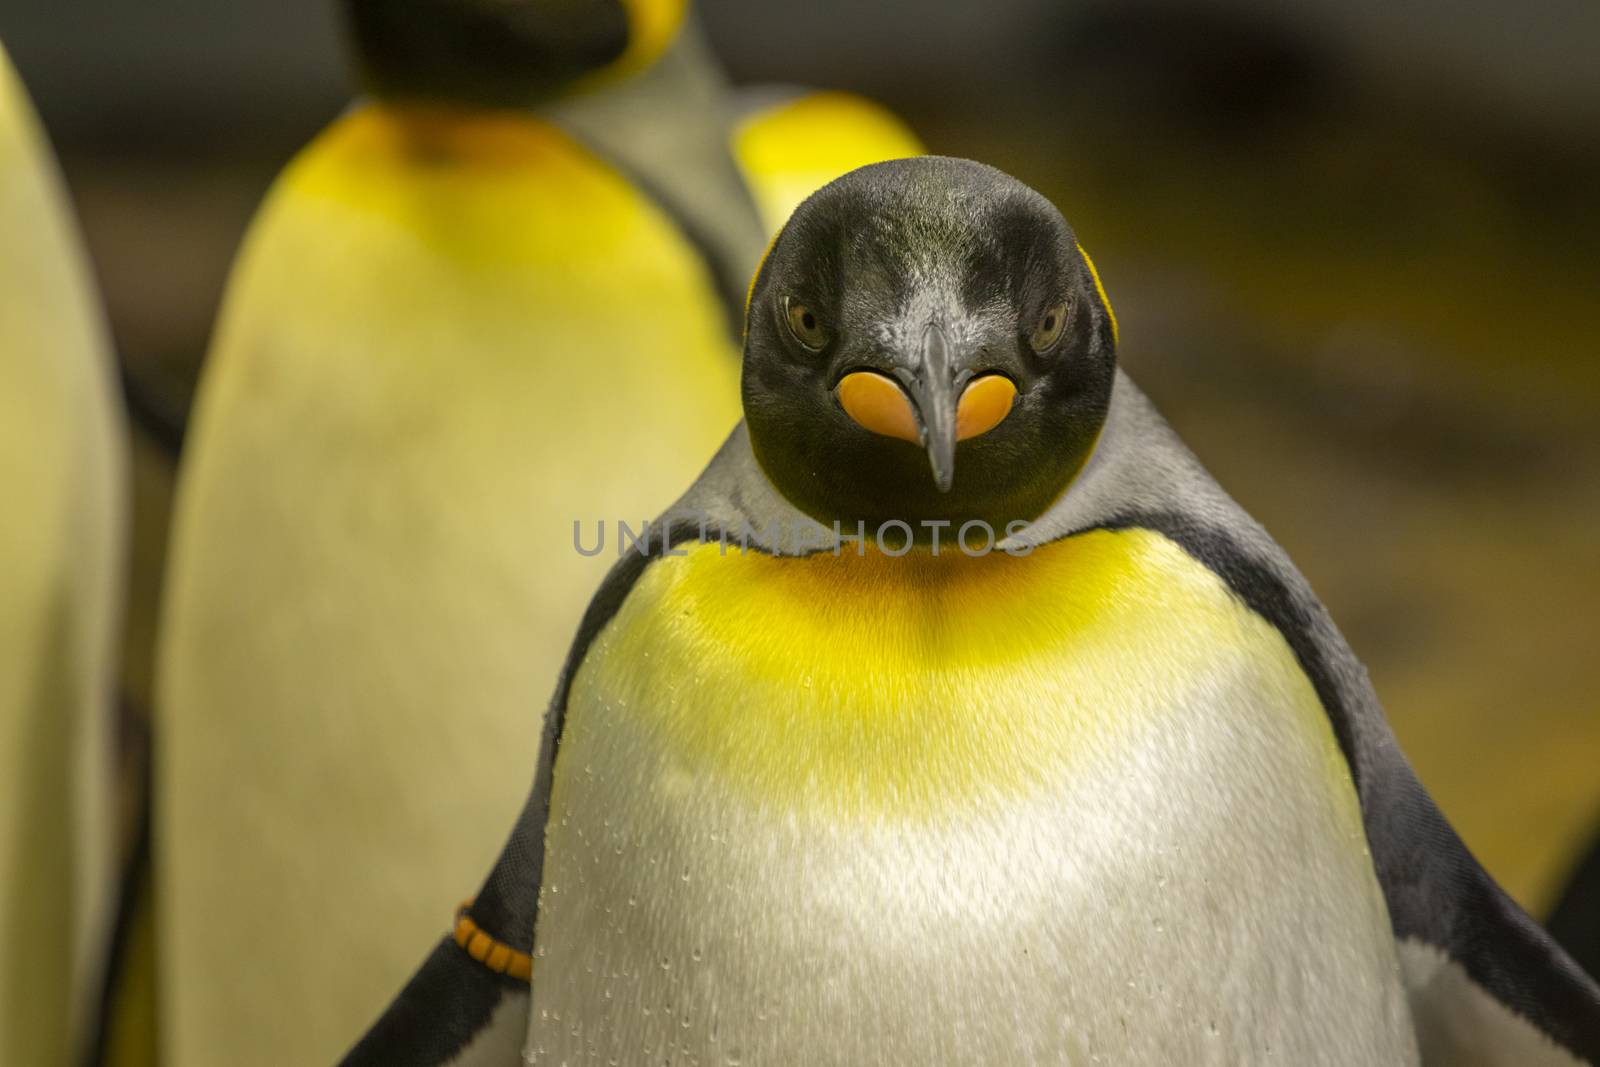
313,106,565,170
283,105,653,267
732,91,926,238
566,530,1337,821
577,0,687,90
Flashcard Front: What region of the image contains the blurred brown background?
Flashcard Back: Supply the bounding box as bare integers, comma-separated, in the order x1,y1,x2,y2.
3,0,1597,912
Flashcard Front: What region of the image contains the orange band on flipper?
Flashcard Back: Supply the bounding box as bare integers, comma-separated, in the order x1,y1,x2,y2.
453,900,533,983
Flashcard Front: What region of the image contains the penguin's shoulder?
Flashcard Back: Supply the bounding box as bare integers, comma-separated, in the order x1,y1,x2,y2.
1092,506,1600,1065
1053,376,1600,1063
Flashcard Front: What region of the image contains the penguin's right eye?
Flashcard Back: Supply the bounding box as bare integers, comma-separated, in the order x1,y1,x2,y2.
784,297,830,351
1029,300,1070,354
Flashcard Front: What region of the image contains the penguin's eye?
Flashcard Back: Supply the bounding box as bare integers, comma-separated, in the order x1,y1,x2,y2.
1029,300,1069,353
785,297,829,351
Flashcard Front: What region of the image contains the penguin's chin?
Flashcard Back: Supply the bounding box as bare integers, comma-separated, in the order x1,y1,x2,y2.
777,501,1048,555
747,410,1077,550
777,466,1066,547
758,469,1060,554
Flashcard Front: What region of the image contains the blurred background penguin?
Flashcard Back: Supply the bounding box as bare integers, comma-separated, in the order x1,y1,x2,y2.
0,40,126,1067
100,2,920,1064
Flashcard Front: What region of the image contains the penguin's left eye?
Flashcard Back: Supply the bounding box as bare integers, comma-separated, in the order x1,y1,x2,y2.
785,297,830,351
1029,300,1069,353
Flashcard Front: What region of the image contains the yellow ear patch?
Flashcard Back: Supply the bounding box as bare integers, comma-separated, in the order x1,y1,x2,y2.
1076,242,1118,346
574,0,686,90
956,374,1016,441
837,371,919,443
613,0,687,75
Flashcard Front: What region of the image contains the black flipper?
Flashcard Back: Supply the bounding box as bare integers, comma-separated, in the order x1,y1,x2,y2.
1549,819,1600,984
339,940,527,1066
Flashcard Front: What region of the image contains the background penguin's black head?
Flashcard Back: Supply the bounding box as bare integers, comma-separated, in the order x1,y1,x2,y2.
341,0,684,109
743,156,1119,537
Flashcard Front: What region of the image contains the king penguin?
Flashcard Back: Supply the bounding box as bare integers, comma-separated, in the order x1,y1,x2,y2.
149,2,921,1064
0,41,126,1067
342,157,1600,1066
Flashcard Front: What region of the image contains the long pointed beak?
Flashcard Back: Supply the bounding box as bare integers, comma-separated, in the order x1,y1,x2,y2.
907,322,959,492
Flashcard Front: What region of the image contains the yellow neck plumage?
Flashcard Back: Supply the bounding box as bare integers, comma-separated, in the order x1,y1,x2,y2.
566,528,1342,821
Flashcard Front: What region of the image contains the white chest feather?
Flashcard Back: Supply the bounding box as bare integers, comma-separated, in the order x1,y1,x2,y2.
526,533,1417,1065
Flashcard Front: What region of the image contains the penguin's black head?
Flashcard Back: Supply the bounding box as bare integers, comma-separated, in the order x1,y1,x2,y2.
743,156,1118,537
341,0,685,109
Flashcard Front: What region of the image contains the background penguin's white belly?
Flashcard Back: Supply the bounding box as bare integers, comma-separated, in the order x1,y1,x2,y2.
527,536,1420,1065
